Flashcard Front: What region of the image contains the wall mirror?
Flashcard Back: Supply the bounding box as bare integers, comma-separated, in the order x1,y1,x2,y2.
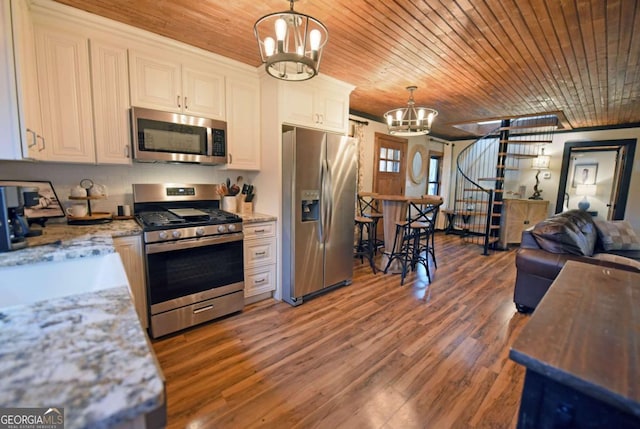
408,145,427,184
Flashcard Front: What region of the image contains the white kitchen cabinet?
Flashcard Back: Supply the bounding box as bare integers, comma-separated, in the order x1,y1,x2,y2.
243,221,277,299
113,235,148,329
129,51,225,120
7,0,46,160
90,39,131,164
225,76,261,170
281,81,350,133
33,21,95,163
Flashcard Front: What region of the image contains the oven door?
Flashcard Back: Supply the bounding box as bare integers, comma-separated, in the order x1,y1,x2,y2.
145,232,243,314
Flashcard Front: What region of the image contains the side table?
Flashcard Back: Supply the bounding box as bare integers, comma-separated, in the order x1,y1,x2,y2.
510,261,640,428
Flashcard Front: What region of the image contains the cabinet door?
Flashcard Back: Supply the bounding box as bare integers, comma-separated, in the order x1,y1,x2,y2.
281,83,316,128
9,0,45,160
34,24,95,163
317,89,349,133
527,201,549,226
91,40,131,164
504,200,528,244
129,51,181,113
225,77,261,170
114,236,148,329
182,66,225,120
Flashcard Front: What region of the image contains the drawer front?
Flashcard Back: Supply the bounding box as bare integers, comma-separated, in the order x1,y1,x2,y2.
244,222,275,240
244,237,276,268
244,264,276,297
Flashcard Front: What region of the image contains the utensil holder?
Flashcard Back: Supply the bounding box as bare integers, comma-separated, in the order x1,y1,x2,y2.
222,196,237,213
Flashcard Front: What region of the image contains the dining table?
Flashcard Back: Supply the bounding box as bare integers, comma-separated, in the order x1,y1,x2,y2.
374,194,443,273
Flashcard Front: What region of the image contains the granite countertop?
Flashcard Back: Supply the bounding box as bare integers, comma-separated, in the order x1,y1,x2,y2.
0,220,142,268
241,212,277,223
0,286,165,429
0,219,164,428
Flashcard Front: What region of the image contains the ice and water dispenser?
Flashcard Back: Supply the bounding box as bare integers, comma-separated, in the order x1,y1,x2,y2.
301,190,319,222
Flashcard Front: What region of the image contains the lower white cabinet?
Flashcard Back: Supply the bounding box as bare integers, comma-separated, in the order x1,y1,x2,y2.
243,221,277,299
113,235,148,329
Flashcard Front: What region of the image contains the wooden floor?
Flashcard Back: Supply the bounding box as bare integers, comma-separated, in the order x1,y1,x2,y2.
152,233,530,429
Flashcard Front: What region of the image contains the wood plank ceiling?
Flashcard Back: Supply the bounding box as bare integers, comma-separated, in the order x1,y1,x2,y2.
53,0,640,139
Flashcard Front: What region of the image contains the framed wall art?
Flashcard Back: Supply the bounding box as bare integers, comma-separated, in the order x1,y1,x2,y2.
571,163,598,188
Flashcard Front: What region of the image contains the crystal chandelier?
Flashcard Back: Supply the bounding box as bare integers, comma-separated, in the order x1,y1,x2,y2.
254,0,328,81
385,86,438,136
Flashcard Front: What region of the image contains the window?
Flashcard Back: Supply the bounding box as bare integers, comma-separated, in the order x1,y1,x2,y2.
379,147,401,173
427,154,442,195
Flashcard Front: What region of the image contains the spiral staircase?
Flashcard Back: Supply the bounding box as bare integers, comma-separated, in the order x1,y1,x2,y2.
447,115,559,255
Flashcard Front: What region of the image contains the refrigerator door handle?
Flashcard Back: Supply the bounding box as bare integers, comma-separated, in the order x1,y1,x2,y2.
324,159,333,244
318,156,326,243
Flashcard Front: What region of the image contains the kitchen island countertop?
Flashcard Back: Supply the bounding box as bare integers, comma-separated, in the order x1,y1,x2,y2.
0,219,164,428
0,220,142,268
0,286,165,429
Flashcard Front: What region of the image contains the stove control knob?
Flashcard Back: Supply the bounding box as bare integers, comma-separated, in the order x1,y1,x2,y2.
158,231,168,240
172,230,182,239
217,225,227,233
195,227,205,236
228,224,237,232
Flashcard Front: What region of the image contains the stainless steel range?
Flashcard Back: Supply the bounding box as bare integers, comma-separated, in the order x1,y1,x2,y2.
133,183,244,338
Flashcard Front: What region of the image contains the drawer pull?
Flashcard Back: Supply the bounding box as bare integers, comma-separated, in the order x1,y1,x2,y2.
255,251,267,256
254,229,266,233
193,305,213,314
255,278,266,284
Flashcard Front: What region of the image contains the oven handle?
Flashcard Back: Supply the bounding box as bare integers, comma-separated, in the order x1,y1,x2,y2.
145,232,243,254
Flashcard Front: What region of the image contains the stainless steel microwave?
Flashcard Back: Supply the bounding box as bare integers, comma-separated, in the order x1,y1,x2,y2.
131,107,227,165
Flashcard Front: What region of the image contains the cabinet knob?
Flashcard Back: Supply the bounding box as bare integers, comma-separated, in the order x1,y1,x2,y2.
26,128,37,148
177,95,181,108
184,96,188,109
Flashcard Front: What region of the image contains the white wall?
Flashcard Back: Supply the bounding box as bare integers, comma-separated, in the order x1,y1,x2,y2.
0,160,258,215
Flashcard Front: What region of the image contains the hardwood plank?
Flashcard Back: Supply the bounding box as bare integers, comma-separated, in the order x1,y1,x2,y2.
152,233,529,428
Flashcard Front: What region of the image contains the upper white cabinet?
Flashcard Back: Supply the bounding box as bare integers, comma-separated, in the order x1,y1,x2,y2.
8,0,46,160
33,21,95,163
90,39,131,164
129,51,225,120
281,81,350,133
225,76,261,170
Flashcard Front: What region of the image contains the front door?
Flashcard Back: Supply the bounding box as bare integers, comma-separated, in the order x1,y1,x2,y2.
373,132,408,195
373,133,408,241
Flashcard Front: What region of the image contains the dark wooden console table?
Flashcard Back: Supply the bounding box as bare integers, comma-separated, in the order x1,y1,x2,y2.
510,261,640,428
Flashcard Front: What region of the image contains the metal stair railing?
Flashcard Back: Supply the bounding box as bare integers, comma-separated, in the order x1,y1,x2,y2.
451,115,559,254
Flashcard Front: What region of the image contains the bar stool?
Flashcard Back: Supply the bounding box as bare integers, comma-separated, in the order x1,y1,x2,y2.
354,216,377,274
357,192,384,254
383,196,442,285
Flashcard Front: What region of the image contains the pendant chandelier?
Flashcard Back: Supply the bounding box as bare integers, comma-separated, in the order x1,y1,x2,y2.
385,86,438,136
254,0,328,81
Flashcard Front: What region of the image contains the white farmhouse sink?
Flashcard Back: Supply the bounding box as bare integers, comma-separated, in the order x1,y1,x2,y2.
0,252,128,308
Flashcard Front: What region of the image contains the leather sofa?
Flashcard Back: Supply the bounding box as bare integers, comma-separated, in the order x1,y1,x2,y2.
514,209,640,313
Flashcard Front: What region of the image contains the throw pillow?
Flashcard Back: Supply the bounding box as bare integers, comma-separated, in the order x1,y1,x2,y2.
593,220,640,251
531,211,595,256
592,253,640,271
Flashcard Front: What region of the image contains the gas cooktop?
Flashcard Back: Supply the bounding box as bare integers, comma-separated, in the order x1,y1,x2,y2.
137,208,240,229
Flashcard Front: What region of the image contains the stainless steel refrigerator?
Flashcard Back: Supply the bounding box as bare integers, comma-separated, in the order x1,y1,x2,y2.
282,127,356,306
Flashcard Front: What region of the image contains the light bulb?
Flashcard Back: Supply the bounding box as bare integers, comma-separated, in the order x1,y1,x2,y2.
386,115,393,126
309,29,322,50
264,37,275,57
427,112,434,126
275,18,287,41
396,110,403,122
417,109,425,120
297,46,303,56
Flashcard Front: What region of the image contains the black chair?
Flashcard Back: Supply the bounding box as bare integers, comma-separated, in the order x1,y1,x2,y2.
383,196,442,285
354,216,377,274
357,192,384,254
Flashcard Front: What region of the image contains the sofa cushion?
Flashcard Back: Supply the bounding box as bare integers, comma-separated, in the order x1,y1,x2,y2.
530,210,596,256
593,220,640,251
